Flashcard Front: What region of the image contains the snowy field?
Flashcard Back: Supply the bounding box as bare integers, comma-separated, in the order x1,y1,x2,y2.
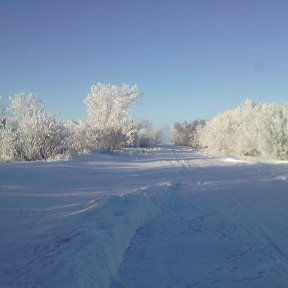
1,145,288,288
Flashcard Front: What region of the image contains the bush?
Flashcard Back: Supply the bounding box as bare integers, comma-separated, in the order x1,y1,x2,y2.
199,100,288,160
0,93,70,161
13,111,70,161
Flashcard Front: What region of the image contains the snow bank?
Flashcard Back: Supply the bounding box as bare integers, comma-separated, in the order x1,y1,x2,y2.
1,183,175,288
72,186,175,288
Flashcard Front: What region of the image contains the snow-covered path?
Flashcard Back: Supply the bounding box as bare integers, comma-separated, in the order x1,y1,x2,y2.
1,146,288,287
113,177,288,287
112,148,288,288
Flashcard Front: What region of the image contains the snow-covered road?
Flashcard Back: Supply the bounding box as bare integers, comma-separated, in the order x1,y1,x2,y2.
113,168,288,287
1,146,288,287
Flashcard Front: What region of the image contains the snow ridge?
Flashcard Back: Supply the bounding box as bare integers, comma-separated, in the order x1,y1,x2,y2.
1,183,176,288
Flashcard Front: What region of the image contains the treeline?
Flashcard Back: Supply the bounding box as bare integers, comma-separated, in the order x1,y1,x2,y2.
172,100,288,160
171,120,206,148
0,83,161,162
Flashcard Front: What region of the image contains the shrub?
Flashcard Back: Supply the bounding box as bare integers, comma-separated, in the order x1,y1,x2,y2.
0,93,70,161
199,100,288,160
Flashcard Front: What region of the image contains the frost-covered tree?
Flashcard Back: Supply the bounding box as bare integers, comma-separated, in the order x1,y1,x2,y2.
0,99,6,135
84,83,141,150
64,120,91,152
0,97,6,118
9,92,42,120
0,93,70,161
133,118,162,148
0,97,14,160
199,100,288,160
171,120,206,147
0,120,15,161
13,111,70,161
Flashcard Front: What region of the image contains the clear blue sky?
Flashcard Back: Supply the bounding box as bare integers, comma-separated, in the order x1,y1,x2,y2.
1,0,288,131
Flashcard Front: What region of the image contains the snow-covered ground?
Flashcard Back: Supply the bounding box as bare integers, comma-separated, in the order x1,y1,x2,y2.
1,146,288,288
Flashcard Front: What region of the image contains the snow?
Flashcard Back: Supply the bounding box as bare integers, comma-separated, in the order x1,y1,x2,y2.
1,146,288,287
